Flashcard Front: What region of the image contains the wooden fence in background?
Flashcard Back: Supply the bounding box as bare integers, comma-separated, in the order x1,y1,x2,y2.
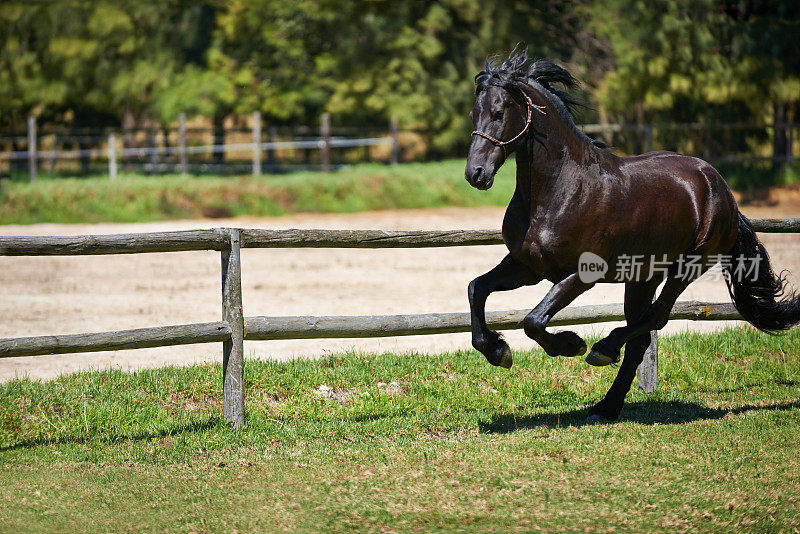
1,218,799,428
3,115,796,181
2,112,398,181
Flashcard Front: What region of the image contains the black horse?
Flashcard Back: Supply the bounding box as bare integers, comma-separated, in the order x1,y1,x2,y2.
465,50,800,422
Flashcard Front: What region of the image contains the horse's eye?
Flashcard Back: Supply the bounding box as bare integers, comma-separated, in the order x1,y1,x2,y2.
492,110,504,121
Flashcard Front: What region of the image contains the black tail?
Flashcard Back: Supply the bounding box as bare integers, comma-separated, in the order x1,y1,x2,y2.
724,212,800,333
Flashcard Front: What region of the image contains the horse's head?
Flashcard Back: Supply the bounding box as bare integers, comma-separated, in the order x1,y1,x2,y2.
465,51,580,190
465,84,533,190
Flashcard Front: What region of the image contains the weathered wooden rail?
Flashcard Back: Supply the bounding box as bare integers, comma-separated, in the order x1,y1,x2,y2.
1,217,797,428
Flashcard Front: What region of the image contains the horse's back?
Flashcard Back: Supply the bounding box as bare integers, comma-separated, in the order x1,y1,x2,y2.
618,150,738,253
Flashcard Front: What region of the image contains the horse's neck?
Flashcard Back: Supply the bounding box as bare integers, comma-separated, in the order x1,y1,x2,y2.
514,126,595,216
512,145,564,216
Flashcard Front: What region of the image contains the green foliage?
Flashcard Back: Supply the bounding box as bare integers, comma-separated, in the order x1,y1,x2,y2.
211,1,597,145
0,1,215,129
719,161,800,190
0,1,598,150
1,1,798,160
0,327,799,530
591,0,800,124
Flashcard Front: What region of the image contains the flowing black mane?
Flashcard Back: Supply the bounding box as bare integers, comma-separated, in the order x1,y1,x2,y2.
475,50,582,118
475,49,605,149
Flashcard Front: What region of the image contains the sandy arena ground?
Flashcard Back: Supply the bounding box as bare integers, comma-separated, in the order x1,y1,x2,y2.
1,198,798,382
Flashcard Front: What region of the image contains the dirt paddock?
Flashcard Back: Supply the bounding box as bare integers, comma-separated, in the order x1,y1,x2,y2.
1,199,798,382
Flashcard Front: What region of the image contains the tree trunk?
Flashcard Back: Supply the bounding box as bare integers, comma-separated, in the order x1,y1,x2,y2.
72,115,90,176
633,103,645,155
78,136,90,175
123,107,136,172
213,113,225,166
10,137,24,176
773,102,787,167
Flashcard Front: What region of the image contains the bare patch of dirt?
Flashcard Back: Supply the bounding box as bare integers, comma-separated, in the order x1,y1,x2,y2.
377,380,404,395
713,353,752,366
255,390,290,409
762,351,789,362
160,390,219,415
313,385,358,404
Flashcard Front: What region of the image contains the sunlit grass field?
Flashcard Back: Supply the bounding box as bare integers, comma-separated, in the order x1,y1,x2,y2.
0,161,516,225
2,160,798,225
1,326,799,531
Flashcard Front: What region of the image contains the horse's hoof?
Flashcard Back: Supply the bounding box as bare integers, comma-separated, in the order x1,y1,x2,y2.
478,336,513,368
586,413,612,424
585,349,615,367
498,344,513,369
551,331,587,358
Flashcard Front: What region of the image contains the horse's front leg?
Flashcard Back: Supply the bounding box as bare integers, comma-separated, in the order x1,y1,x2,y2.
469,255,539,368
522,273,594,357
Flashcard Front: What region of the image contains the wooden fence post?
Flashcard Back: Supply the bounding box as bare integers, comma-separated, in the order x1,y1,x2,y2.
252,110,262,176
108,133,117,181
178,113,188,175
390,116,399,165
636,290,658,392
221,229,245,429
320,112,331,172
636,331,658,392
27,116,37,183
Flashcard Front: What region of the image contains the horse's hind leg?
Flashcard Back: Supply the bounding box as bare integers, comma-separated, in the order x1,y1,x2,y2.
469,255,539,368
522,273,594,358
587,280,660,422
588,267,694,366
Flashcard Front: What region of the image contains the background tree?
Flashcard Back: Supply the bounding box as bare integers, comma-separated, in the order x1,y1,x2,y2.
590,0,800,160
1,0,797,164
209,0,600,153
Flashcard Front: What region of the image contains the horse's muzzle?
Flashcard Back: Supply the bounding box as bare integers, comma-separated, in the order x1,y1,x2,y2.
465,166,494,190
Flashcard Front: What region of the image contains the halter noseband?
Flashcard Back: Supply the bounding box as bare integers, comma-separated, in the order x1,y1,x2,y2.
471,90,546,157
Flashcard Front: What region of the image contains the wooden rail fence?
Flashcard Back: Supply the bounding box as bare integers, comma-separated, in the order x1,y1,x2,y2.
7,112,398,181
1,218,798,428
7,116,795,180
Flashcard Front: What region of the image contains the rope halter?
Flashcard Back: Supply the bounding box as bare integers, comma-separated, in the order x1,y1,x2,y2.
471,89,547,157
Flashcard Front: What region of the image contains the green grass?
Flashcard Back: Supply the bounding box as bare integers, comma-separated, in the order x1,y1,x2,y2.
719,161,800,190
1,326,799,531
2,160,798,225
0,161,516,225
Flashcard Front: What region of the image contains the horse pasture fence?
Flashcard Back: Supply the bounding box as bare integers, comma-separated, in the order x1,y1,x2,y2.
3,115,795,179
2,112,398,180
1,218,799,428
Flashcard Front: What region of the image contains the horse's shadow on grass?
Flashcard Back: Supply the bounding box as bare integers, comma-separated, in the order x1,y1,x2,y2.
0,417,219,452
481,399,800,433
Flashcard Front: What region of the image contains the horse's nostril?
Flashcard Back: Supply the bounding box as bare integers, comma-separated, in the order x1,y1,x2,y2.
470,167,483,182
